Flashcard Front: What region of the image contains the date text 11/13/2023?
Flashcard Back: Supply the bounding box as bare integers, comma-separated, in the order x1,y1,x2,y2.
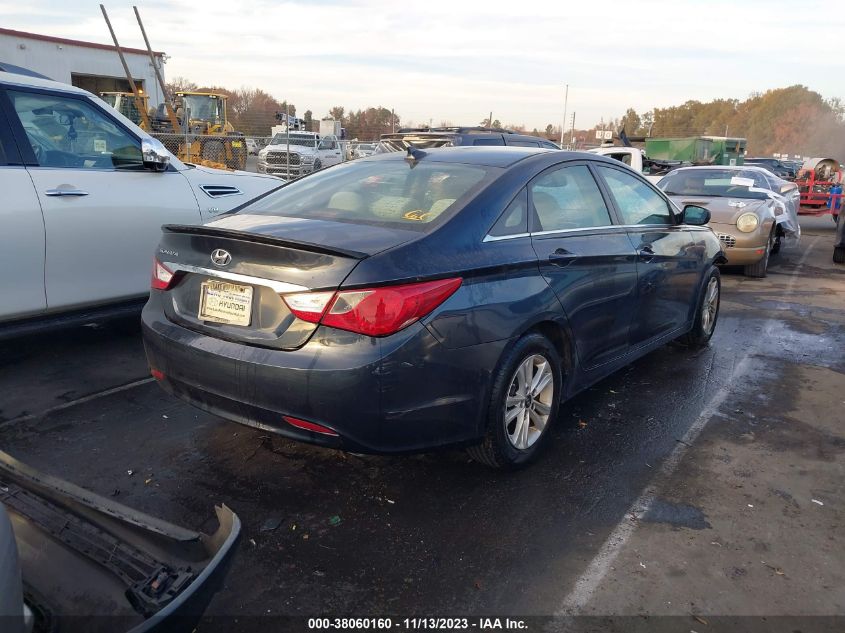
307,618,528,630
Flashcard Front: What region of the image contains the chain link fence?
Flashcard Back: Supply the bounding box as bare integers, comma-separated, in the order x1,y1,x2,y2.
149,129,388,177
150,132,249,171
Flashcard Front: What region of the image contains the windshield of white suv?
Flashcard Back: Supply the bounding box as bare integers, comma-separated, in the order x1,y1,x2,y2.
270,134,318,148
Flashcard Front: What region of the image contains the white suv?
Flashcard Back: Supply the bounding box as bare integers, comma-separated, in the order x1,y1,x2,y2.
0,68,282,331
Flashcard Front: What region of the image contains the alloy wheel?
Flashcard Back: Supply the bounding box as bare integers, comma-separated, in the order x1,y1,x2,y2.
701,277,719,335
504,354,554,450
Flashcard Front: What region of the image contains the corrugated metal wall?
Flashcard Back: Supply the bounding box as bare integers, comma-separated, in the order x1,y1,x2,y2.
0,32,165,106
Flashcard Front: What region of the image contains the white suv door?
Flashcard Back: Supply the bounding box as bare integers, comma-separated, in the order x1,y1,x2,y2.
5,88,202,311
0,109,46,322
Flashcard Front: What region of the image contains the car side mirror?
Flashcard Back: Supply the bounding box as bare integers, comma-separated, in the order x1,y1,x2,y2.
142,137,170,172
682,204,710,226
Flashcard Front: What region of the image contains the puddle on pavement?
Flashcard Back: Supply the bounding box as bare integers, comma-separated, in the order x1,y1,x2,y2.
642,497,711,530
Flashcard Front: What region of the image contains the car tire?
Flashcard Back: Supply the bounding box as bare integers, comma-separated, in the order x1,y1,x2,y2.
313,159,322,171
467,333,562,470
771,227,782,255
679,267,721,349
744,227,774,278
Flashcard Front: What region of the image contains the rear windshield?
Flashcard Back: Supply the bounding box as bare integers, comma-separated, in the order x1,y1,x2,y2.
243,159,493,230
658,169,770,199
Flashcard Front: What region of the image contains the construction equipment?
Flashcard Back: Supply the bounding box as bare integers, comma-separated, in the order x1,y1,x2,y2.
165,91,247,169
644,136,747,166
99,91,150,128
99,5,150,131
99,5,247,170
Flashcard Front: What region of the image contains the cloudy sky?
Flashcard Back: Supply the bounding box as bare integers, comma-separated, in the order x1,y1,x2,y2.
2,0,843,129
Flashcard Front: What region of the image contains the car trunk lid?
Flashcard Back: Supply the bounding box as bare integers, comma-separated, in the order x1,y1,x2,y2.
156,214,417,349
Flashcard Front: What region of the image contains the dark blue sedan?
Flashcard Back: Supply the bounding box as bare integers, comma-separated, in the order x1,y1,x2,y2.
142,147,724,469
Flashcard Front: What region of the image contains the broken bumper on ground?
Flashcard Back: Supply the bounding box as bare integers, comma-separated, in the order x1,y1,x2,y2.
0,450,240,633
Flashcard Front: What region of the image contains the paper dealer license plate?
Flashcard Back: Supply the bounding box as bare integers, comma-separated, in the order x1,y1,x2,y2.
198,280,253,326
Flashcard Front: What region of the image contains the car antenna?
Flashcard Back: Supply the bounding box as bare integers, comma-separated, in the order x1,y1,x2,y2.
405,146,427,165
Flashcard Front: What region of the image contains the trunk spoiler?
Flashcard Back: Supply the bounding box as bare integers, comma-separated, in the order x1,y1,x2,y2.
162,224,368,260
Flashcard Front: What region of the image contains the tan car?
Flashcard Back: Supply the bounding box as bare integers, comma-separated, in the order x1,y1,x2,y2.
658,166,800,278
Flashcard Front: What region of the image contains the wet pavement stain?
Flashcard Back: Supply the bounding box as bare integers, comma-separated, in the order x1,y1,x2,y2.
642,498,712,530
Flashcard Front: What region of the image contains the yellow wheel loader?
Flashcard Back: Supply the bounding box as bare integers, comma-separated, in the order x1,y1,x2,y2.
99,91,151,129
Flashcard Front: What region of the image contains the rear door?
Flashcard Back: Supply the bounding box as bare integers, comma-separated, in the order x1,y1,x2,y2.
3,87,202,311
528,162,638,369
0,93,46,321
595,164,701,346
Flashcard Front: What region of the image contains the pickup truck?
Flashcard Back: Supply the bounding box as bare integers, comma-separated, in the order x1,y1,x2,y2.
0,67,282,334
257,131,344,178
587,146,685,184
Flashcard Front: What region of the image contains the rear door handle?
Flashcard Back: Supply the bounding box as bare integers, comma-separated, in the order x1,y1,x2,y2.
548,248,577,267
45,188,89,197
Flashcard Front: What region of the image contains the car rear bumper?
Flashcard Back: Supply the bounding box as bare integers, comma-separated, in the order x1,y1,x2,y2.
0,450,240,633
142,297,502,454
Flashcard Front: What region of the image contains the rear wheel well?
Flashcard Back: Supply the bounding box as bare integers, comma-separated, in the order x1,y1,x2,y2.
526,321,574,378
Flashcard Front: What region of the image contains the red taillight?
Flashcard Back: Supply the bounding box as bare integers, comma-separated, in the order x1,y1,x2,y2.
150,368,165,381
283,415,339,436
151,258,174,291
281,278,462,337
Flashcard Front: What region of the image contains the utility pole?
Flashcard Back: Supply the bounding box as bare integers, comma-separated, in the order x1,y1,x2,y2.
569,112,576,150
560,84,568,147
391,108,395,133
286,103,290,179
488,111,493,129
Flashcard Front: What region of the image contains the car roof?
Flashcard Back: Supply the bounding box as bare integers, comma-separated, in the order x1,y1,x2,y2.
0,69,90,95
361,146,607,168
670,164,771,173
394,126,514,135
383,128,557,144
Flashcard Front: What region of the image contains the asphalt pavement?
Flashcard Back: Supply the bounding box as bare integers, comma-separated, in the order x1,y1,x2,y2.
0,215,842,632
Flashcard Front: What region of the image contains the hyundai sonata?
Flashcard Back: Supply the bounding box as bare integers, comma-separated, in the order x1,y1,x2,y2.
142,147,724,468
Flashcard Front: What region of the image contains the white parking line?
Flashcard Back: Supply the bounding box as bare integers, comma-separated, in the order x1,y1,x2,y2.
556,236,820,615
0,377,155,428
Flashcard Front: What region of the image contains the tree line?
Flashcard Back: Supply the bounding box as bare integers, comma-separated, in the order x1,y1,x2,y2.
571,85,845,158
163,78,844,157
